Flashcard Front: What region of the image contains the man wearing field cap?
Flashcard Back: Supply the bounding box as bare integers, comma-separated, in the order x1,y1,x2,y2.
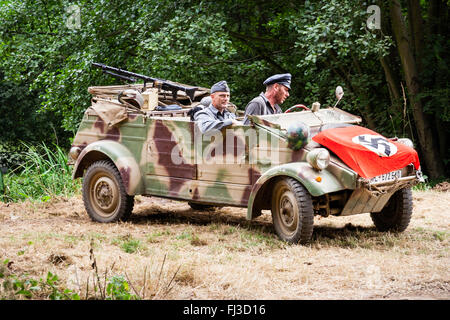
243,73,291,125
194,80,241,134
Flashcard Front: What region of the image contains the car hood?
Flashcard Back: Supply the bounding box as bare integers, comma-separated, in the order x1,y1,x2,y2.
312,125,420,179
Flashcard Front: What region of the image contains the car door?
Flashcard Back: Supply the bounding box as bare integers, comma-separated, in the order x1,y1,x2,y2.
145,118,196,199
193,124,254,206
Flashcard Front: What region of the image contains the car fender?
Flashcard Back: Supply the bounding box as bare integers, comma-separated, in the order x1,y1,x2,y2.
73,140,145,195
247,162,347,220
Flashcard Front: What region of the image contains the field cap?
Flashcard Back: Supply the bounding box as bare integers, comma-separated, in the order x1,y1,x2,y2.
211,80,230,93
263,73,292,89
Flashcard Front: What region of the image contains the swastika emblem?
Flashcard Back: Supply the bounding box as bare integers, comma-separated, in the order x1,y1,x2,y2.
352,134,397,157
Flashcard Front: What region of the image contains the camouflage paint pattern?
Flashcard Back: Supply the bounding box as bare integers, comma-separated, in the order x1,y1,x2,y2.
70,86,422,220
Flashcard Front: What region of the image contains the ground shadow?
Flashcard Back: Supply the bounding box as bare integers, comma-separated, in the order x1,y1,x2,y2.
129,205,272,229
128,204,393,248
311,223,382,246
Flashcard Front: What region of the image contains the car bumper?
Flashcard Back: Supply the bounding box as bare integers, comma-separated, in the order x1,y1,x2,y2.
340,167,423,216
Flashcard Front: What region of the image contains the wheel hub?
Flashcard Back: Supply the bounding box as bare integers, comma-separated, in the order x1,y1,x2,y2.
279,193,297,231
92,176,119,214
280,197,294,225
96,181,113,207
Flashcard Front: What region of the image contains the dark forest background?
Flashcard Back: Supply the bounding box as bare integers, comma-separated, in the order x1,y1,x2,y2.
0,0,448,179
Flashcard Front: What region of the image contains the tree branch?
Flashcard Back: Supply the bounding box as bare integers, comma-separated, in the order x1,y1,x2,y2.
193,47,293,67
226,29,294,46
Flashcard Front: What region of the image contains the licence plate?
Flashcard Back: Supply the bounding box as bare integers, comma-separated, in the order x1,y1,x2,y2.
370,170,402,184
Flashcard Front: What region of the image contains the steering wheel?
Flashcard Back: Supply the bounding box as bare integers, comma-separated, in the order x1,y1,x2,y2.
284,104,310,113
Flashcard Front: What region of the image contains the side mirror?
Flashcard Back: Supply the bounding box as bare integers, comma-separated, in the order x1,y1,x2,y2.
333,86,344,108
335,86,344,100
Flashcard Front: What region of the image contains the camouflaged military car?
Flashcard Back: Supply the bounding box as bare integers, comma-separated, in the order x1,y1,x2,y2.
69,81,424,244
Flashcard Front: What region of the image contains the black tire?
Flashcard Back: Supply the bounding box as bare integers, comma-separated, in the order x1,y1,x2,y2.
188,202,214,211
82,160,134,223
271,177,314,244
370,188,412,232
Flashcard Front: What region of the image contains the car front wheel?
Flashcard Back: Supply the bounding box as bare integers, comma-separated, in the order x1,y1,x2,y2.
82,160,134,223
370,187,412,232
271,177,314,244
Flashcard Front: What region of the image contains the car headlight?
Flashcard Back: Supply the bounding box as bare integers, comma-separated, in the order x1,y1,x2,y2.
69,146,81,161
307,148,330,170
397,138,414,148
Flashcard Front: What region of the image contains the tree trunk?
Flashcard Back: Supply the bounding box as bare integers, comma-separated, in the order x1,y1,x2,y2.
431,1,449,168
379,56,402,113
379,0,405,130
407,0,424,73
389,0,444,179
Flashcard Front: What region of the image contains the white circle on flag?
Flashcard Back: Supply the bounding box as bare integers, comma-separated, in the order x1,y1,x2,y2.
352,134,397,157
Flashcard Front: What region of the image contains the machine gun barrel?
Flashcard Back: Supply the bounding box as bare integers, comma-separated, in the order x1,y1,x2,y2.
92,62,198,101
104,71,137,83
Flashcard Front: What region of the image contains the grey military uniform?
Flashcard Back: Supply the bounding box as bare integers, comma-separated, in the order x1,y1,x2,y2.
194,104,236,134
243,93,282,125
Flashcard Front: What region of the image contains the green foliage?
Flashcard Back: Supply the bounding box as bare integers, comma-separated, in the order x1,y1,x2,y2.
0,80,62,144
120,239,142,254
0,143,27,170
0,259,137,300
0,142,81,202
0,77,70,169
112,235,144,254
0,260,80,300
0,0,396,123
106,275,138,300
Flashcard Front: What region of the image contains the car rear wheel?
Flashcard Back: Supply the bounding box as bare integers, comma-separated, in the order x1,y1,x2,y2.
370,187,412,232
82,160,134,223
271,177,314,244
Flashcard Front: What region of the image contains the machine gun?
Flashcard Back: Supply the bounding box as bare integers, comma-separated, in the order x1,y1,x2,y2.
92,63,198,101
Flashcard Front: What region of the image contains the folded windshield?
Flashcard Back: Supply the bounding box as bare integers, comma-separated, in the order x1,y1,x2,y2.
255,108,361,131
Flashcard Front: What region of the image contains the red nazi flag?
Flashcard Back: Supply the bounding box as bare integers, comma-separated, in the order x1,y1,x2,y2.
312,126,420,179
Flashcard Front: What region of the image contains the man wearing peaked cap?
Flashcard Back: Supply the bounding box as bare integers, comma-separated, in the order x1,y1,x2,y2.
263,73,292,89
194,80,241,134
243,73,291,125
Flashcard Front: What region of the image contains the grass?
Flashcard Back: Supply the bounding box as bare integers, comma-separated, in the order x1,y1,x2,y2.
172,229,208,246
121,239,143,254
175,231,193,241
239,228,285,249
433,231,447,242
0,259,80,300
112,235,145,254
0,142,80,203
146,230,172,243
190,234,208,246
309,224,449,253
0,246,180,300
1,177,448,299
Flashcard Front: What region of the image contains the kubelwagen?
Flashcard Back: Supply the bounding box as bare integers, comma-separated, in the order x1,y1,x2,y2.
69,66,423,244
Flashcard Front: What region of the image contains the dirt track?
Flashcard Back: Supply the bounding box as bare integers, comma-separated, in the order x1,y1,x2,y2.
0,189,449,300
